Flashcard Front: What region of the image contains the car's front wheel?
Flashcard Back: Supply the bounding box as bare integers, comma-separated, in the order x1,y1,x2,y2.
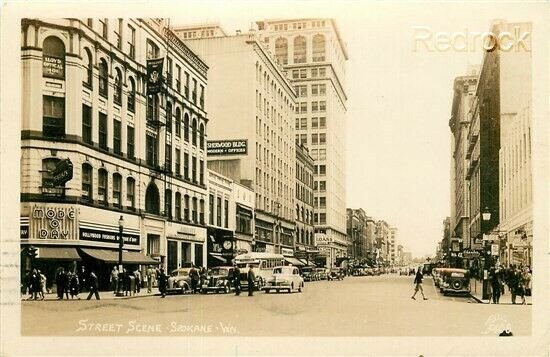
224,284,230,294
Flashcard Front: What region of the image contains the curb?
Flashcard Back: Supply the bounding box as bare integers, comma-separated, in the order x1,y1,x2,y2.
468,294,532,305
21,293,159,302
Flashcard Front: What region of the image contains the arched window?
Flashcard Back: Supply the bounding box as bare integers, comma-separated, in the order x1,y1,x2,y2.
293,36,307,64
165,189,172,218
112,173,122,208
175,192,182,220
127,77,136,113
126,177,135,209
192,118,197,146
312,34,326,62
175,107,181,137
98,59,108,97
81,163,93,200
145,182,160,215
82,48,93,86
199,123,205,149
184,113,190,142
114,68,122,105
166,102,172,133
275,37,288,65
98,168,108,205
43,36,65,79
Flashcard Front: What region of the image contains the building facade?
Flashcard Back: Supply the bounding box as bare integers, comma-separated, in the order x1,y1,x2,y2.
179,31,297,256
206,169,234,267
256,18,349,267
375,220,391,266
295,143,315,255
20,18,209,289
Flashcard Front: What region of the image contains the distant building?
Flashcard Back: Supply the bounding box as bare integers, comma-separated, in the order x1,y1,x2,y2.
375,220,391,265
173,23,227,40
295,143,315,255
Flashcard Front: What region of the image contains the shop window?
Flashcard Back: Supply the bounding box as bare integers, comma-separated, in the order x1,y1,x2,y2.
112,173,122,208
194,244,203,267
98,169,108,206
43,96,65,138
126,177,135,210
81,163,93,200
145,182,160,215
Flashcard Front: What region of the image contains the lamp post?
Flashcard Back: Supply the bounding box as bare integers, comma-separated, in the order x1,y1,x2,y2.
481,207,493,300
251,238,256,253
116,215,125,297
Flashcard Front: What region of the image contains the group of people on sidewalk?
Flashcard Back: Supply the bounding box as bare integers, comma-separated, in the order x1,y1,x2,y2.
109,266,155,296
488,265,532,304
22,267,101,301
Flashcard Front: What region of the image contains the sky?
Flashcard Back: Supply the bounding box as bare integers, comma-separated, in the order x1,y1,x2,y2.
164,1,544,258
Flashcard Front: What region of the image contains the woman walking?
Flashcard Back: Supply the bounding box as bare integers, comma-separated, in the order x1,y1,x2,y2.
411,267,428,300
69,272,80,299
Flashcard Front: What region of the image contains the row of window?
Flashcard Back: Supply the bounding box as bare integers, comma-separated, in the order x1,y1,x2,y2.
272,21,326,32
313,180,327,192
274,34,326,65
208,194,229,228
291,67,327,80
296,182,314,207
295,133,327,146
295,204,314,225
295,117,327,130
294,84,326,98
295,101,326,114
165,190,205,224
81,164,135,209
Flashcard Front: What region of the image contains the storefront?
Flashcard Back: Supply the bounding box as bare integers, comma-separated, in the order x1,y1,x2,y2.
207,227,235,267
165,224,207,272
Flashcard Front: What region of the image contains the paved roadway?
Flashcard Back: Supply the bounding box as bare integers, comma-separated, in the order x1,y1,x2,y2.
21,274,531,337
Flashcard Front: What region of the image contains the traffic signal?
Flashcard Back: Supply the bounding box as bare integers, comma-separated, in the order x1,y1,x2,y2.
26,245,38,258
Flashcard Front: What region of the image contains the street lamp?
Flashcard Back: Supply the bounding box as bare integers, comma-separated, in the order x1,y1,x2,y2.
116,215,125,297
481,207,494,300
251,238,256,253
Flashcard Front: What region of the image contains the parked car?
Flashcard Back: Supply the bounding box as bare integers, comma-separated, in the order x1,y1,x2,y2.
201,266,234,294
263,266,304,293
399,269,409,276
301,266,317,282
327,267,345,281
166,268,192,294
439,268,470,296
316,268,328,280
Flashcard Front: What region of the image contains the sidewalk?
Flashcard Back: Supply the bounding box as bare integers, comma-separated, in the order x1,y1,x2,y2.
469,278,532,305
21,290,159,301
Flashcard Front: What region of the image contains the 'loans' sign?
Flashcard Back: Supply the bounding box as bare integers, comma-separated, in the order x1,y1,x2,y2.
207,140,248,156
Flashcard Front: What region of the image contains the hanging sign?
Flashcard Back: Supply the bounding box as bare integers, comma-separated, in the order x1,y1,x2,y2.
147,58,164,94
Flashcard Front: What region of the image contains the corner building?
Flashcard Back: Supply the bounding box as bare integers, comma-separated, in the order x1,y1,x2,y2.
256,18,349,267
180,31,297,255
20,18,209,290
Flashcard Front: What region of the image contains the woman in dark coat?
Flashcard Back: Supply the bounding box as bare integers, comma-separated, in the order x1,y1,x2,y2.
69,272,80,299
158,268,167,298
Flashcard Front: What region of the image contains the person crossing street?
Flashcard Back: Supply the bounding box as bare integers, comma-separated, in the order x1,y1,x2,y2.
411,267,428,300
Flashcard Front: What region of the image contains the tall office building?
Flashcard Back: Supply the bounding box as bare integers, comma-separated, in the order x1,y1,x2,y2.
177,29,297,256
256,18,348,267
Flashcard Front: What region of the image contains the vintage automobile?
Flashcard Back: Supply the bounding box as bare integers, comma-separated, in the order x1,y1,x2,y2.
432,268,444,288
327,267,345,281
315,268,328,280
200,266,234,294
301,266,317,282
166,268,193,294
439,268,470,296
263,266,304,293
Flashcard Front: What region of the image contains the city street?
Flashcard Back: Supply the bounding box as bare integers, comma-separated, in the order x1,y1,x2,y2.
21,274,531,337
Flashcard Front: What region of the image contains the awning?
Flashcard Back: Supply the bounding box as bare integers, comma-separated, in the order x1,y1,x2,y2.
284,257,305,266
300,259,317,266
80,248,157,265
36,247,81,261
209,253,228,263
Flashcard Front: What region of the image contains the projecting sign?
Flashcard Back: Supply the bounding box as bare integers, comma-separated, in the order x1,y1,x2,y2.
52,159,73,186
207,140,248,156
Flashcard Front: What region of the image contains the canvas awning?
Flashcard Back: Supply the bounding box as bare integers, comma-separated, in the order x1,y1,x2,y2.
209,253,228,263
80,248,157,265
36,247,81,261
284,257,305,266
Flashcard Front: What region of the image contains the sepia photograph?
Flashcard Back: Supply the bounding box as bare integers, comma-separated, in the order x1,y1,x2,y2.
0,1,548,356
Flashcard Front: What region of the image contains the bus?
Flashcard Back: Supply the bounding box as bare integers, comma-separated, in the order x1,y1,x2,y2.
234,252,285,290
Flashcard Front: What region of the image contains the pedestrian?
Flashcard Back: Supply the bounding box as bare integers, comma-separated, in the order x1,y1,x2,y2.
516,267,526,305
134,269,141,294
146,266,156,293
110,266,119,294
86,270,100,300
233,264,241,296
79,266,87,293
247,264,255,296
509,266,519,304
189,264,199,294
30,269,41,300
158,267,167,298
38,270,47,300
489,267,501,304
69,272,80,299
22,270,31,298
199,266,207,288
123,268,133,296
411,267,428,300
